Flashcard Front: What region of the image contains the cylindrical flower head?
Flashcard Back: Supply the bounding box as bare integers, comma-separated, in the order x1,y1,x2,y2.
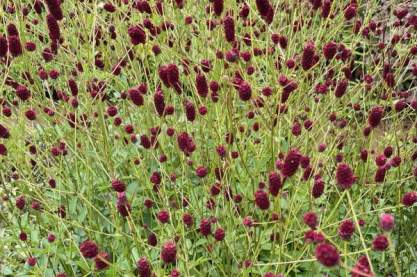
0,36,7,57
368,106,384,128
195,73,208,97
45,0,64,20
47,14,61,40
8,35,23,57
213,0,224,16
223,16,235,43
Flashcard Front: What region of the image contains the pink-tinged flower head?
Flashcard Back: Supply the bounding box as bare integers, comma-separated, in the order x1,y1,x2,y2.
254,190,270,210
315,243,340,267
351,256,374,277
27,256,37,267
80,240,99,258
402,191,417,207
372,234,389,251
137,257,152,277
379,213,394,231
159,64,181,93
338,219,355,240
368,106,384,128
116,192,131,217
161,241,177,264
196,165,208,178
111,179,126,192
256,0,270,16
281,149,302,177
157,210,170,223
335,163,355,189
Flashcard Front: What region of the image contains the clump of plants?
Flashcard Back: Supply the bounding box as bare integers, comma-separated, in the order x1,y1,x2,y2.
0,0,417,276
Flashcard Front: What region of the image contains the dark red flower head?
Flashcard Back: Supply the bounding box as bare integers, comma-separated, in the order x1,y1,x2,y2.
161,241,177,263
8,35,22,57
372,234,389,251
213,0,224,16
368,106,384,128
223,16,235,43
137,257,152,277
402,191,417,207
301,41,317,71
303,211,318,229
214,227,225,241
0,124,10,139
281,149,302,177
238,81,252,101
47,14,61,41
315,243,340,267
195,73,208,97
323,41,337,60
268,171,282,196
94,252,110,270
335,163,355,189
45,0,63,20
128,25,146,45
199,218,212,236
338,219,355,240
80,240,99,258
0,36,7,57
128,88,144,106
254,190,270,210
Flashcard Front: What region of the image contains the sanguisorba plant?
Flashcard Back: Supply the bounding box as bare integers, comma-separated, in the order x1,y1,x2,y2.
1,0,417,276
